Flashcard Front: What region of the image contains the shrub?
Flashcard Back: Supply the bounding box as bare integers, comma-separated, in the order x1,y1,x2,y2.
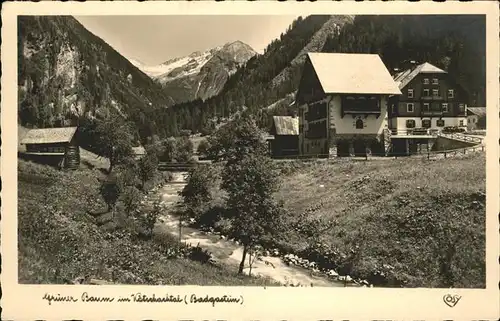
115,163,141,190
137,200,162,239
159,137,194,163
176,137,194,163
100,177,120,212
180,165,218,220
160,137,178,162
197,139,210,157
120,186,142,215
138,154,158,189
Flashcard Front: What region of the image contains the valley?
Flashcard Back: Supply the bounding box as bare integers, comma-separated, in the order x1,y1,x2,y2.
15,14,487,289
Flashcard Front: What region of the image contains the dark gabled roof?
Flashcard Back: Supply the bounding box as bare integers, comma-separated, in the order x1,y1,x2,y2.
20,127,78,145
272,116,299,136
307,53,401,95
467,107,486,117
393,62,447,90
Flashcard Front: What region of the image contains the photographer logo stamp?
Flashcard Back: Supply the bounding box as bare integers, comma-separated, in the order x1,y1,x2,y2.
443,294,462,307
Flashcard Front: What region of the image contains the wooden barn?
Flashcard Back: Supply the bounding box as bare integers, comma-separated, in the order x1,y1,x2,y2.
20,127,80,169
269,116,299,158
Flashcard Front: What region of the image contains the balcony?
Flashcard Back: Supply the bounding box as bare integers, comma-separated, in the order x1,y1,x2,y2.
420,110,444,117
341,104,382,119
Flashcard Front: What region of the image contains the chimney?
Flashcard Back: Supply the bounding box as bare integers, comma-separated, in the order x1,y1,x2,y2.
409,60,418,71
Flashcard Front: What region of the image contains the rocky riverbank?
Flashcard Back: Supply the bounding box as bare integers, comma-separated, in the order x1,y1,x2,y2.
148,172,369,287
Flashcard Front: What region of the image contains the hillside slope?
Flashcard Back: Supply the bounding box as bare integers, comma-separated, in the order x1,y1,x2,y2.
17,159,275,286
273,153,485,288
190,153,486,288
158,15,485,136
158,15,348,136
18,16,173,141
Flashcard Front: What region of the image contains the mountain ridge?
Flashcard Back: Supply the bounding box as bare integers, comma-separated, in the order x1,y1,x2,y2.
130,40,257,104
17,15,175,142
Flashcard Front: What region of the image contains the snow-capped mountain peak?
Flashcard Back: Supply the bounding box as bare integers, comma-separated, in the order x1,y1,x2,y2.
130,41,257,104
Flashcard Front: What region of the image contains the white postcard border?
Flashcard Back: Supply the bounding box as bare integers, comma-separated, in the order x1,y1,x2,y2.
1,1,499,320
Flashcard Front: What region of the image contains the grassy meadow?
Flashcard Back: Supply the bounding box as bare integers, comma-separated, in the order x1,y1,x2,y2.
194,153,486,288
274,153,486,287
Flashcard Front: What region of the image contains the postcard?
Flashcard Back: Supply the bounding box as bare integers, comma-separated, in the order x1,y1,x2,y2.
1,1,499,320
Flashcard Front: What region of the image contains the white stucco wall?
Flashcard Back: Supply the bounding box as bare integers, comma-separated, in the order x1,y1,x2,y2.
467,115,478,130
328,95,388,135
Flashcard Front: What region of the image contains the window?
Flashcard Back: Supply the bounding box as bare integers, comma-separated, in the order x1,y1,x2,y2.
432,78,439,85
423,89,430,97
423,103,430,111
422,119,431,128
432,89,439,97
442,103,448,112
448,89,454,98
407,103,414,113
355,119,364,129
437,119,445,127
459,120,464,127
423,78,430,84
407,89,414,98
406,119,416,128
459,103,465,113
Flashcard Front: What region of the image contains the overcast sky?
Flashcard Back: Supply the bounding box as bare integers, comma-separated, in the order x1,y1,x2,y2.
75,15,300,65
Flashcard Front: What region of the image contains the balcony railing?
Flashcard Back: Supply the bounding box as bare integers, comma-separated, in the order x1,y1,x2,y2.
391,128,438,136
341,106,382,118
421,95,444,100
420,110,444,116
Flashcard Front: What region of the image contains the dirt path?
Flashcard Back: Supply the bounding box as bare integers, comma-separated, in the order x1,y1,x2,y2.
153,172,345,287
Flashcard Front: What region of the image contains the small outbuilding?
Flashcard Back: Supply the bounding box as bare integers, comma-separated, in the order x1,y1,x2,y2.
20,127,80,169
269,116,300,158
467,107,486,131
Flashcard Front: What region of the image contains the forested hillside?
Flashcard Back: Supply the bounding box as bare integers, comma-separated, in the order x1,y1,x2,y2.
155,15,352,136
18,16,173,143
322,15,486,107
159,15,485,136
18,15,486,141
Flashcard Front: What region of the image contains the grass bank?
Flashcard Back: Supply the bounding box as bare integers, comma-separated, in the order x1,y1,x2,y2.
188,153,486,288
273,153,485,288
17,159,276,286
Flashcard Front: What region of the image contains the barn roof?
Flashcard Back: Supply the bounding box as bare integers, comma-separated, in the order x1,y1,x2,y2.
307,53,401,95
467,107,486,117
393,62,447,90
20,127,78,145
272,116,299,136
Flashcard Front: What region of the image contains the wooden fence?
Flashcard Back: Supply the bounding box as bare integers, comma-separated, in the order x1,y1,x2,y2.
437,132,484,145
270,144,485,161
